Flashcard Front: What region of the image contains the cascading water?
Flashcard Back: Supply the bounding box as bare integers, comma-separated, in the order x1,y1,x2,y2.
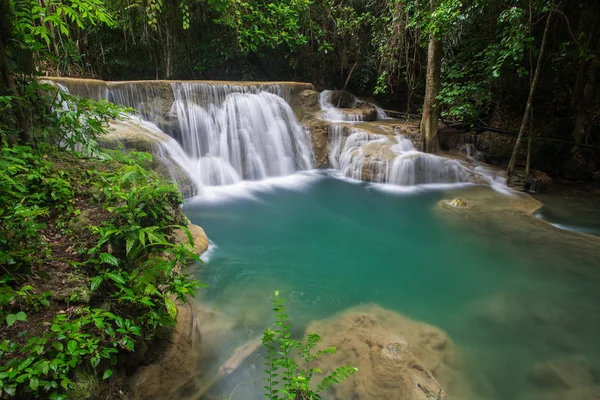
329,125,473,185
171,86,313,186
319,90,388,122
51,79,315,190
321,90,507,188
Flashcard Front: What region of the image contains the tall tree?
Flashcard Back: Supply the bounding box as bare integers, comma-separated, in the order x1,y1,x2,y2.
417,0,462,153
507,11,553,180
421,30,442,153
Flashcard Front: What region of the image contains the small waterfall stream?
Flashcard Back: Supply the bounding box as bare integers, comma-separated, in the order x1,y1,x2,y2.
171,88,313,185
328,125,472,185
322,92,506,188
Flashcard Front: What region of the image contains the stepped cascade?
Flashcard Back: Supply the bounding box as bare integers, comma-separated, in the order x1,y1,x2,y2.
51,78,315,188
51,78,504,191
321,91,504,187
328,125,473,185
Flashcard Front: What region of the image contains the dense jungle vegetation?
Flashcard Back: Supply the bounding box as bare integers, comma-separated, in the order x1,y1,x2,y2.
0,0,599,398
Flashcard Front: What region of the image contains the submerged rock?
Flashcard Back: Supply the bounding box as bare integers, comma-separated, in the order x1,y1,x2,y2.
448,198,468,208
530,356,596,389
128,299,234,400
303,305,470,400
523,356,600,400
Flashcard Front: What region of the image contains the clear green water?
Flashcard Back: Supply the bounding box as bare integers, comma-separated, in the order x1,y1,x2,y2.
184,173,600,400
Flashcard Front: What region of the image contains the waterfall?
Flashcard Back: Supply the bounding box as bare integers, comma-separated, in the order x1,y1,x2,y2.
329,126,475,185
50,79,315,189
170,86,313,186
319,90,389,122
319,90,360,122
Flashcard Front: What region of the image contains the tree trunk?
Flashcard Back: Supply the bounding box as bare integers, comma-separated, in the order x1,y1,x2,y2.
507,12,553,180
343,60,358,91
420,34,442,153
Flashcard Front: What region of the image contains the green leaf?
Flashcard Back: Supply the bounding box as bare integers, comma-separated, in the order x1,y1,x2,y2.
164,298,177,319
67,340,77,353
100,253,119,267
6,311,27,327
126,237,135,255
102,369,113,380
106,272,125,285
29,377,39,391
91,276,103,291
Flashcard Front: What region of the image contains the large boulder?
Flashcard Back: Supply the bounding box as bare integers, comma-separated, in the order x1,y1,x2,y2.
172,223,209,256
292,89,322,121
475,132,521,165
326,90,357,108
338,106,378,122
303,305,470,399
560,150,598,181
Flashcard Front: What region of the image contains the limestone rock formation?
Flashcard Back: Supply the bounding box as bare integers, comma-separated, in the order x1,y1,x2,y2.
304,117,331,169
292,89,322,120
303,305,470,400
325,90,357,108
101,119,198,197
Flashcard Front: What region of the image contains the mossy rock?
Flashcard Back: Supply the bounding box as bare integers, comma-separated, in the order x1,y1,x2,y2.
68,370,99,400
50,271,91,303
68,209,97,234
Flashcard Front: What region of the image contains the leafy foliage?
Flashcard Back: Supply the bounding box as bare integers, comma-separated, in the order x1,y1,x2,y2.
262,291,357,399
0,144,204,399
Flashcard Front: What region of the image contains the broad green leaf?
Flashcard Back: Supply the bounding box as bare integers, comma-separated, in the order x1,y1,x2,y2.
91,276,103,291
67,340,77,353
100,253,119,267
102,369,113,380
106,272,125,285
164,298,177,319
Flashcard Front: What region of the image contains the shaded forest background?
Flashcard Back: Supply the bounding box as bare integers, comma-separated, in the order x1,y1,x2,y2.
5,0,600,179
